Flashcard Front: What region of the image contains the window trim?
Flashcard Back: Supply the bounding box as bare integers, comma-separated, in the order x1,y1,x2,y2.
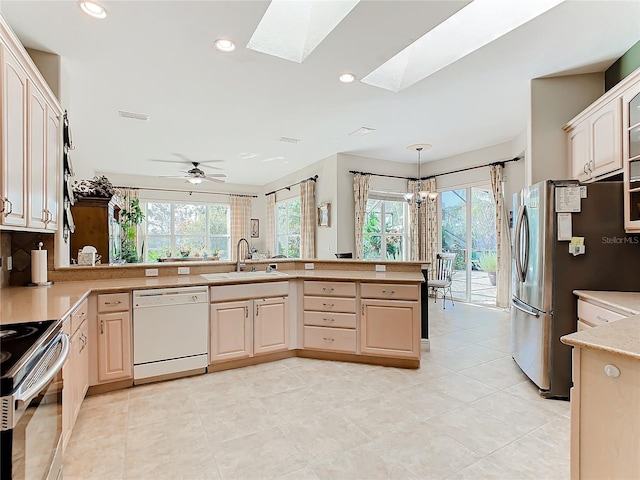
363,192,409,261
275,196,301,259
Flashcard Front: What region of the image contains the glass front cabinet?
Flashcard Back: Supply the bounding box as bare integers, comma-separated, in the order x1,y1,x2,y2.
624,81,640,233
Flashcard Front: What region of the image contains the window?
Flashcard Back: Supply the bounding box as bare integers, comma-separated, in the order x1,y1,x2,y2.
276,197,301,258
144,202,230,261
363,195,407,261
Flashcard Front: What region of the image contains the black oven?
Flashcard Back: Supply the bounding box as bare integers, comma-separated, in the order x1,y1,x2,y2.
1,321,69,480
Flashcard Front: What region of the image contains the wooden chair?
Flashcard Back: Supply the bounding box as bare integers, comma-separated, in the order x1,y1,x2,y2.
427,252,457,309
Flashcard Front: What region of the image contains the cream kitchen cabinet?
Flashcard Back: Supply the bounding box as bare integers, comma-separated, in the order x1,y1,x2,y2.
0,17,61,232
62,298,89,452
94,292,133,384
569,345,640,479
209,281,290,363
566,97,622,182
303,280,357,354
622,78,640,233
360,283,420,359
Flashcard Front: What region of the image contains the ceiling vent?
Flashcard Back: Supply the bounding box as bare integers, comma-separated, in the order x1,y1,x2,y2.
277,136,300,144
118,110,150,121
349,126,376,137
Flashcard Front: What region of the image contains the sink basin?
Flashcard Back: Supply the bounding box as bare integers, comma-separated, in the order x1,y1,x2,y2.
200,271,289,281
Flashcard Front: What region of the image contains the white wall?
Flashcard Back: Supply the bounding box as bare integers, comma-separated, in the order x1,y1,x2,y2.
528,73,604,185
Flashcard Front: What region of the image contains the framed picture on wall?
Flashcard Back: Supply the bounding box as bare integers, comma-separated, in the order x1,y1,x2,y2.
251,218,259,238
318,203,330,227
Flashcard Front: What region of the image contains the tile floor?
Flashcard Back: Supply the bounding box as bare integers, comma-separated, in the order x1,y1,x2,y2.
64,302,570,480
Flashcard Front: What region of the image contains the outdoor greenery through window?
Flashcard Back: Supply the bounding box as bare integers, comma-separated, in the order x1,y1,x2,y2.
144,202,230,262
276,197,301,258
363,195,407,261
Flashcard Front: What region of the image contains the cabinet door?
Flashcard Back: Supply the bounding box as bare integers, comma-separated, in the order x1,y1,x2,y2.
590,98,622,178
361,299,420,358
623,83,640,233
27,81,47,229
96,311,133,383
78,319,89,400
254,297,289,355
210,300,252,362
1,43,28,227
568,122,590,181
45,105,60,230
61,319,72,452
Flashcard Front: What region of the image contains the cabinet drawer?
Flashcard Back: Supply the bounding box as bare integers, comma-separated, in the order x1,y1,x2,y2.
304,311,356,329
577,299,627,327
303,281,355,297
303,296,356,313
97,292,130,313
303,326,356,353
211,281,289,302
70,298,88,334
361,283,419,301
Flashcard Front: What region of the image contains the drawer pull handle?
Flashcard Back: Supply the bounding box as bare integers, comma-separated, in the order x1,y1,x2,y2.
104,301,122,305
322,287,334,292
595,315,610,323
604,364,620,378
382,290,395,295
322,303,335,308
322,337,335,342
323,318,335,322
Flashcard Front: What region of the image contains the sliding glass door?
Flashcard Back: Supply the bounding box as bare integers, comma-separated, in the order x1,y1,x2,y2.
440,186,497,305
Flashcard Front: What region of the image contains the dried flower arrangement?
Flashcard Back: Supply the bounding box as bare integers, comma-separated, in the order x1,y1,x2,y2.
72,175,117,198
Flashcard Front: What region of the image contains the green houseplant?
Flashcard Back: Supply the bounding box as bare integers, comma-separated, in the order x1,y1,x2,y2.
120,198,145,263
479,252,497,286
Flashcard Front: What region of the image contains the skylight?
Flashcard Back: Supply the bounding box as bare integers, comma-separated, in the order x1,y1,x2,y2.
362,0,565,92
247,0,360,63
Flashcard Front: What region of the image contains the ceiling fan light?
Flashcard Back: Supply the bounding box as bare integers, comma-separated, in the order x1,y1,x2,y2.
187,176,204,184
78,0,107,19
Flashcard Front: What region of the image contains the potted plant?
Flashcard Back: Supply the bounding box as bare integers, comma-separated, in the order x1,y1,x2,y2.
479,253,497,286
120,198,145,263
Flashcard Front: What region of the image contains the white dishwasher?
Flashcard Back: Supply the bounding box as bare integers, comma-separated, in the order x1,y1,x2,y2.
133,286,209,383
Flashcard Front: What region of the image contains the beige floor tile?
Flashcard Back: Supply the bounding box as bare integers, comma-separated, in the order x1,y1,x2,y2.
428,405,526,456
451,343,508,362
477,334,512,354
258,385,335,421
286,359,353,383
459,356,528,390
279,466,321,480
241,366,306,397
503,380,570,416
335,395,420,439
191,377,256,409
69,401,129,443
278,410,370,462
422,349,488,371
64,430,126,480
81,388,130,411
213,428,308,479
128,390,199,428
429,372,498,403
384,383,465,421
311,443,419,479
430,330,493,350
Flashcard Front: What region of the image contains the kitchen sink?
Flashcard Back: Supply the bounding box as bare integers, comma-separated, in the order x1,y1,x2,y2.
200,271,289,281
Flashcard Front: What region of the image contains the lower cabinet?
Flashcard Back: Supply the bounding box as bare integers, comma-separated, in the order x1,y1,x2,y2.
360,299,420,358
62,301,89,452
209,282,290,363
93,292,133,384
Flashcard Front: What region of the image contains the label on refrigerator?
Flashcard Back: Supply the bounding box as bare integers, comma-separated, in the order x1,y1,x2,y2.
557,213,572,241
555,186,581,212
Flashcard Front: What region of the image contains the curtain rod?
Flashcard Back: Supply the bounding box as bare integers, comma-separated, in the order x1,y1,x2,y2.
349,156,522,181
113,185,258,198
265,175,318,197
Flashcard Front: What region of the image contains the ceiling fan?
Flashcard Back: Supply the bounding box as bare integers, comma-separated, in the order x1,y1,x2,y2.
151,154,226,184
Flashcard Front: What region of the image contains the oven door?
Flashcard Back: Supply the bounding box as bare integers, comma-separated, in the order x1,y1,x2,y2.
1,333,69,480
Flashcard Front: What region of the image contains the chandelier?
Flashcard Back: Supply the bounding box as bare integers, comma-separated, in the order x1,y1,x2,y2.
404,144,437,206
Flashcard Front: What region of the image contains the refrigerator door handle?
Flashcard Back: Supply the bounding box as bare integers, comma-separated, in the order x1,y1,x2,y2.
514,205,529,282
512,296,540,318
521,206,530,280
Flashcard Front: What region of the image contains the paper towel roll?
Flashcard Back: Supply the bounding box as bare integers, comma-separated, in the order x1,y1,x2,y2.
31,249,48,285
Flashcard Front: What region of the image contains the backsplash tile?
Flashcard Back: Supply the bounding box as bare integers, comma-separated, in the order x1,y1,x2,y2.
9,232,55,286
0,231,10,288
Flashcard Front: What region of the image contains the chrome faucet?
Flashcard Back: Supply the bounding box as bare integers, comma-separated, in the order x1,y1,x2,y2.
236,238,250,272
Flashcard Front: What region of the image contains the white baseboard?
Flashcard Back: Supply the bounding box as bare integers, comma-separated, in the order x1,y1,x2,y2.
420,338,430,351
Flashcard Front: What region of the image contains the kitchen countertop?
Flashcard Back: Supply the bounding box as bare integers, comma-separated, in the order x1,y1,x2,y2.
561,314,640,360
573,290,640,316
0,269,425,326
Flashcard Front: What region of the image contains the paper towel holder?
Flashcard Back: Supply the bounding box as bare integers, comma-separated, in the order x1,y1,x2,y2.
26,242,54,287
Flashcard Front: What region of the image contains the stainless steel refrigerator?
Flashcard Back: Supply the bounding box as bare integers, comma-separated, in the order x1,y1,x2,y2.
511,180,640,399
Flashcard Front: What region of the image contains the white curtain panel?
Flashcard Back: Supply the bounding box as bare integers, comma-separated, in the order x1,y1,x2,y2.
230,195,252,262
265,193,276,257
353,174,371,260
299,180,316,258
490,164,511,308
407,180,419,261
425,177,438,276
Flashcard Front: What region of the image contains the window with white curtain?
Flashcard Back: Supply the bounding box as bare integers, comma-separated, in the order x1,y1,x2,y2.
276,197,301,258
363,193,408,261
144,201,230,261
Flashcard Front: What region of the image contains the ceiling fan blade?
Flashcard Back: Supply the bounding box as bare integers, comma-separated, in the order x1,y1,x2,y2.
198,159,225,164
205,173,226,178
172,153,193,163
149,159,189,164
158,175,186,178
202,176,225,183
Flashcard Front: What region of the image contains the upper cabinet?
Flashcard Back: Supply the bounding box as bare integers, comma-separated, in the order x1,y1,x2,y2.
566,97,622,182
0,16,62,232
623,81,640,233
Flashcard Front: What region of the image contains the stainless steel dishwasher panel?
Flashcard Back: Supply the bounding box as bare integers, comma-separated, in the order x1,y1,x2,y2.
132,286,209,381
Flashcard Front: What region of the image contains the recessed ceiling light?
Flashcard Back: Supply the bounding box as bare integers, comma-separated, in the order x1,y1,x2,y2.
339,73,356,83
78,0,107,19
214,39,236,52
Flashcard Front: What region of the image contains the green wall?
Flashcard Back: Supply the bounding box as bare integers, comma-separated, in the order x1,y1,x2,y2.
605,40,640,90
